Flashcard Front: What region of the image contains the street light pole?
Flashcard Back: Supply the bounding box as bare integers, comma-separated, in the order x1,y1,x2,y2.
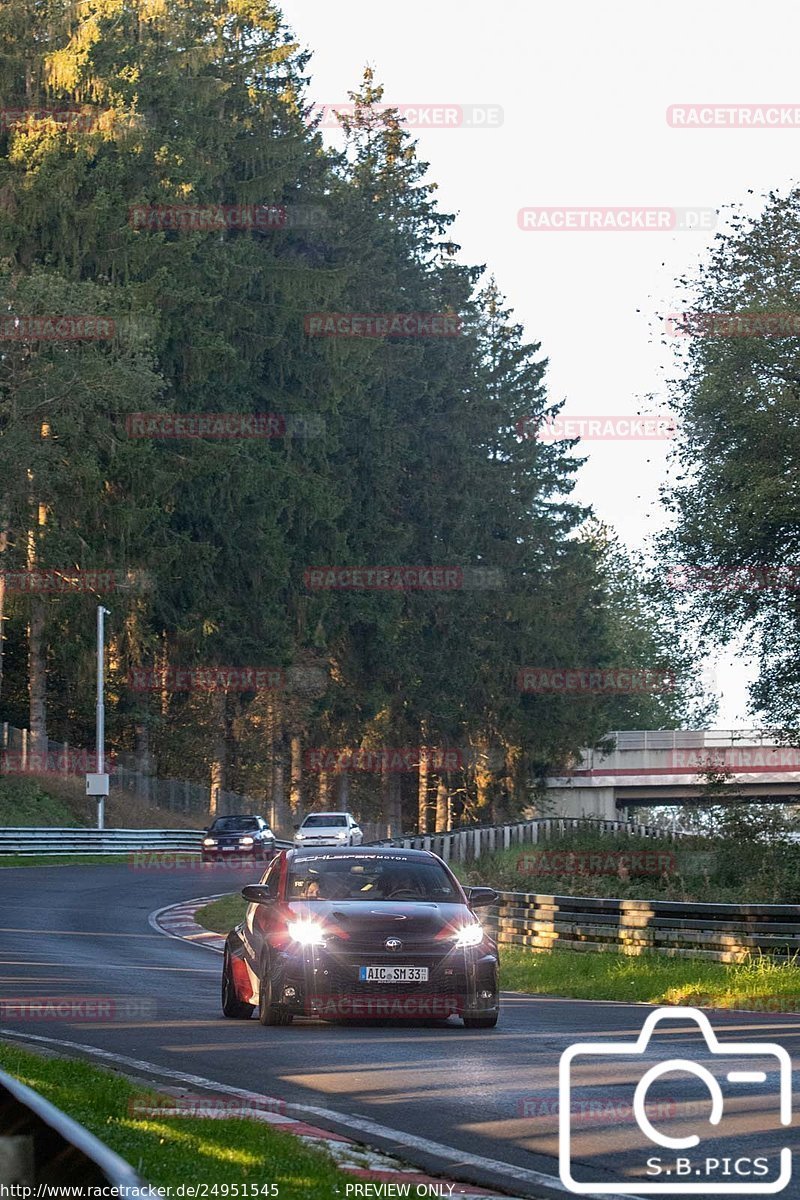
96,605,110,830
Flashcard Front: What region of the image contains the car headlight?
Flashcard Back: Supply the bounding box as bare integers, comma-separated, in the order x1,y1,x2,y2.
335,831,348,839
287,920,327,947
239,836,254,845
294,832,304,839
202,838,216,847
453,924,484,949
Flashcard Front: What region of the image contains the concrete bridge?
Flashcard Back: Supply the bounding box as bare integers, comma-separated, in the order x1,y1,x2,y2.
544,729,800,819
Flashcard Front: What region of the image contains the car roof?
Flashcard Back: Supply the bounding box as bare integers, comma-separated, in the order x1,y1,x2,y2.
301,811,351,819
214,813,263,819
288,846,436,861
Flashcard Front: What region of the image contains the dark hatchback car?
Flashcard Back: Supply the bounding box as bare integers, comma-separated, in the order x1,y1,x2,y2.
221,847,500,1028
202,814,276,862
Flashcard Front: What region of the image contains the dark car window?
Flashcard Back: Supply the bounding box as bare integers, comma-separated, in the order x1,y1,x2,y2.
288,856,460,902
259,857,281,896
209,816,260,832
301,814,348,828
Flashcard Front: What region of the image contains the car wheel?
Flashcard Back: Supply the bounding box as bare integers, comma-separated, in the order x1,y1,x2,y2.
257,961,293,1026
221,948,254,1019
463,1014,498,1029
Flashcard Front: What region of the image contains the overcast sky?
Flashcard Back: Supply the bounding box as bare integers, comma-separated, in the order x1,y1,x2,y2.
280,0,800,728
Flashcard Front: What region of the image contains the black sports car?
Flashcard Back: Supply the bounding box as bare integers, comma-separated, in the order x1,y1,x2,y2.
202,814,276,862
221,846,500,1028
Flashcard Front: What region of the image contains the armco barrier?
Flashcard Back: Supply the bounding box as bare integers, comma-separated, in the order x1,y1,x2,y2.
0,827,203,855
386,816,679,864
484,891,800,963
0,1065,153,1189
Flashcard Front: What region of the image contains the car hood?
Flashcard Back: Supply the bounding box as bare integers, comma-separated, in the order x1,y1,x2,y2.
295,828,347,836
285,899,472,938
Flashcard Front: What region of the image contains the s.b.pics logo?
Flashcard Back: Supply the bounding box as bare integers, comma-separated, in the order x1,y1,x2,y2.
559,1008,792,1194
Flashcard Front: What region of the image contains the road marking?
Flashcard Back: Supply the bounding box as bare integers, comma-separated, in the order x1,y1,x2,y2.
0,927,164,938
0,1027,644,1200
0,960,217,973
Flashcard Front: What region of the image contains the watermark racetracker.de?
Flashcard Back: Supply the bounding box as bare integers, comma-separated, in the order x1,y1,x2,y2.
0,996,156,1021
517,415,678,441
126,413,325,439
310,103,503,129
516,849,676,878
668,105,800,128
517,208,716,232
304,566,503,590
517,668,675,695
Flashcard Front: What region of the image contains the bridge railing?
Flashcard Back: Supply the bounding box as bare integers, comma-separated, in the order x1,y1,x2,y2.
485,891,800,963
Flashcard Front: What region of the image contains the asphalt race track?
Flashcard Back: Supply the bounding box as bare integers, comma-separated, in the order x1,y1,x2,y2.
0,864,797,1200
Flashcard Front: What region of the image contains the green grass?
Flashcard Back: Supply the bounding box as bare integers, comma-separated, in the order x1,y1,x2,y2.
196,892,246,932
501,946,800,1010
0,854,130,868
0,776,82,827
0,1042,352,1197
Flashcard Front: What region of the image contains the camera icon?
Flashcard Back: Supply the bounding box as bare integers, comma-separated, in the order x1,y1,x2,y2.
559,1007,792,1194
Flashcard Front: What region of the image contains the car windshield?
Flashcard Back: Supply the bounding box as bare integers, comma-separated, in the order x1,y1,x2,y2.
302,815,347,828
288,855,460,902
210,817,259,832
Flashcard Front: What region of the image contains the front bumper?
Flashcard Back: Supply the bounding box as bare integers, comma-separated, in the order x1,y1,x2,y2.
269,944,499,1019
292,838,349,848
202,844,274,859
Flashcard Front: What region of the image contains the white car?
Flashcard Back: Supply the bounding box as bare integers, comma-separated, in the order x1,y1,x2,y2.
293,812,363,847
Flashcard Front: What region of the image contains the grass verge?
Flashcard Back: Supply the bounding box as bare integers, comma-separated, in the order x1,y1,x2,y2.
0,1042,351,1197
195,892,246,932
501,946,800,1011
0,854,131,868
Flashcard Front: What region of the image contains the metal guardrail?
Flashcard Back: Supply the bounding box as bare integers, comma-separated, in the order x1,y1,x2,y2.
485,892,800,963
383,817,679,864
0,1065,154,1190
0,827,203,855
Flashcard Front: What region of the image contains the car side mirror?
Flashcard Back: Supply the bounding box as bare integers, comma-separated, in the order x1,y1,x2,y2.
242,885,275,905
293,823,300,831
466,886,499,908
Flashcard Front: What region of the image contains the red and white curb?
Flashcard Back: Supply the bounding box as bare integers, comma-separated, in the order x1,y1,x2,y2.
149,896,521,1200
150,895,227,953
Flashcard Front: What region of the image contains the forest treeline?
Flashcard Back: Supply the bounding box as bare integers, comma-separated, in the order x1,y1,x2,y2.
0,0,704,831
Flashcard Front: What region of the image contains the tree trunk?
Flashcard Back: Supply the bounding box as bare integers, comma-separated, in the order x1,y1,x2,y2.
134,720,153,802
417,724,430,833
267,700,290,837
334,769,350,807
290,733,303,818
435,775,449,833
28,596,47,752
474,736,493,820
387,773,403,836
209,689,226,818
318,770,330,807
0,523,7,702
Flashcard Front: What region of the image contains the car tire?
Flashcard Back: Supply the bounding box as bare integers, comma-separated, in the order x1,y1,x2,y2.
257,961,293,1026
221,948,254,1019
463,1014,498,1029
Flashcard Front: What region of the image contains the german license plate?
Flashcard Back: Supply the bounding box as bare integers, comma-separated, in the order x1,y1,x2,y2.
358,966,429,983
